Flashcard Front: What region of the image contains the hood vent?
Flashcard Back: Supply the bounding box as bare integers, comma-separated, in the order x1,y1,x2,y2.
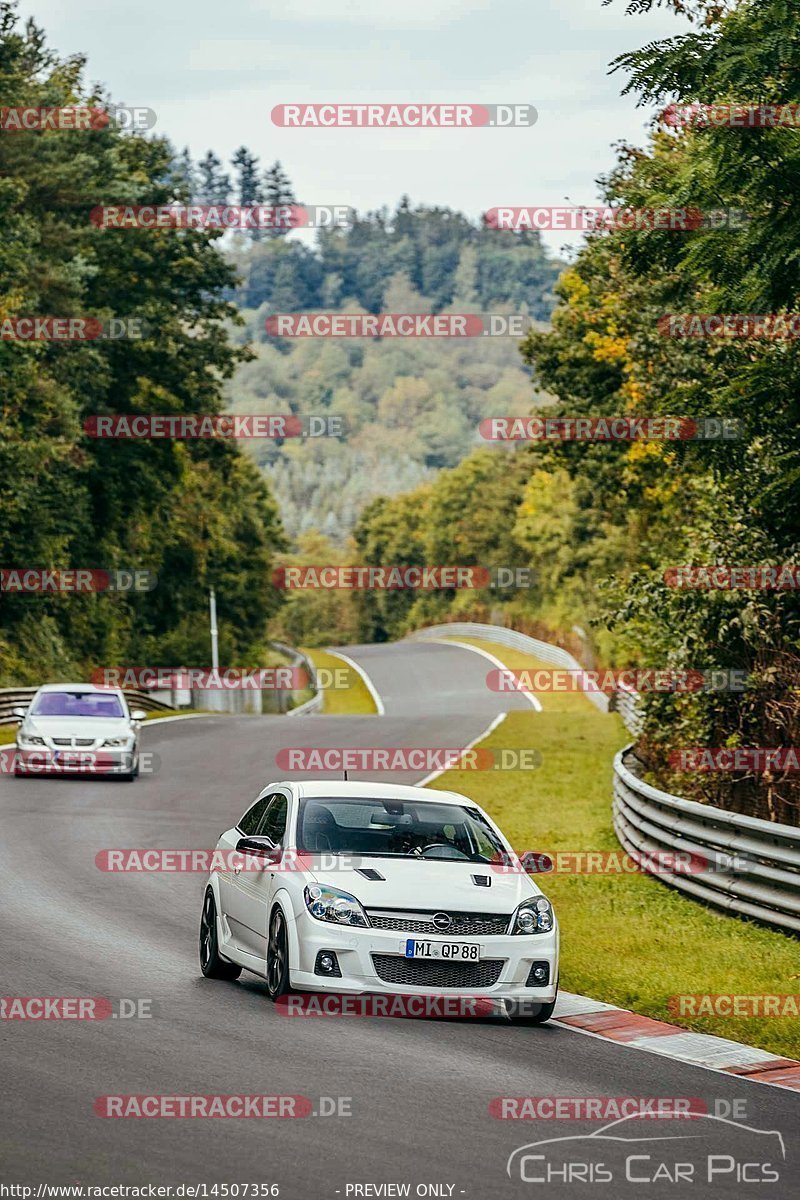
355,868,385,881
471,874,491,887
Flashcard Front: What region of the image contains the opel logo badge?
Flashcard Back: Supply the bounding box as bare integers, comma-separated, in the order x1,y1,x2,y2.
433,912,451,931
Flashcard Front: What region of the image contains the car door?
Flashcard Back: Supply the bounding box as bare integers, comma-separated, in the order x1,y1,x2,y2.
215,790,272,941
223,791,290,960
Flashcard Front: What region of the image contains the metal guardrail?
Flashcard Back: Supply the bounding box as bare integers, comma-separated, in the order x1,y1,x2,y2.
614,746,800,935
608,681,644,735
0,644,320,724
408,622,611,713
286,690,323,716
270,642,323,716
0,686,174,727
0,690,39,727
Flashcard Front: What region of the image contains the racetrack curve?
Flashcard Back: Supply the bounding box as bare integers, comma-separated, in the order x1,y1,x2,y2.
1,638,798,1197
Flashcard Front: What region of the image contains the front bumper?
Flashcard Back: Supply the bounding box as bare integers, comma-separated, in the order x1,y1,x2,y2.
14,747,138,776
289,906,559,1001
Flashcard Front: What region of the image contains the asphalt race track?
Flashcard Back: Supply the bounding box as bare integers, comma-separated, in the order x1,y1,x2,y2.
1,639,798,1197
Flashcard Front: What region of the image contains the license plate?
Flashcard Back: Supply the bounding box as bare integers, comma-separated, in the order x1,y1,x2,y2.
403,939,481,961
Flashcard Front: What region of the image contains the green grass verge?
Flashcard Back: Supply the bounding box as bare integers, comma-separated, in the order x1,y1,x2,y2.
0,727,16,746
429,635,800,1060
302,648,378,715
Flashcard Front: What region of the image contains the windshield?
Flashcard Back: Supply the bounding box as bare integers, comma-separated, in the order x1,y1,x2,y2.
296,797,510,862
30,691,126,719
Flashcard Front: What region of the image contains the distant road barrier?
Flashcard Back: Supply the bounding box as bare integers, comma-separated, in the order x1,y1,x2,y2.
408,621,612,713
270,641,323,715
0,686,174,727
1,643,320,725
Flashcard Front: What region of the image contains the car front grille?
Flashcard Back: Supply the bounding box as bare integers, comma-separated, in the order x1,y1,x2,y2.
52,737,95,747
371,954,504,989
367,910,511,936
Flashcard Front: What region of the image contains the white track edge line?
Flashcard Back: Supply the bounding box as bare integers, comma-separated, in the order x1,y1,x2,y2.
551,1003,799,1094
325,649,385,716
142,713,213,726
415,711,508,787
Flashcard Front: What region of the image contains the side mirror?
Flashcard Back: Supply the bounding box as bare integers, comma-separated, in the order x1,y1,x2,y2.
520,851,553,874
13,707,27,719
130,710,147,722
236,836,282,863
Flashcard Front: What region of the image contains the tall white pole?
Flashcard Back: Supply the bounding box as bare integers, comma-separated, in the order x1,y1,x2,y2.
209,588,219,671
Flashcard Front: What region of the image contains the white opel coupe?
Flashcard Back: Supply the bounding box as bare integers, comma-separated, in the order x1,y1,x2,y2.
200,780,559,1022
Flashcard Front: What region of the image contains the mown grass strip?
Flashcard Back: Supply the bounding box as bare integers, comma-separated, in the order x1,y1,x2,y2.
302,647,378,715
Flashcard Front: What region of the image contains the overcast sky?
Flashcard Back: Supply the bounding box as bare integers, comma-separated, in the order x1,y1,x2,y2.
23,0,693,256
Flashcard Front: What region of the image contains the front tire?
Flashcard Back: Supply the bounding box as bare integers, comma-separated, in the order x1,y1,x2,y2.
266,905,291,1000
507,981,558,1025
200,889,242,980
119,754,140,782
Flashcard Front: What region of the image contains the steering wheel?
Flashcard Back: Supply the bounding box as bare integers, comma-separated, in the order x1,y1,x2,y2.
418,843,470,860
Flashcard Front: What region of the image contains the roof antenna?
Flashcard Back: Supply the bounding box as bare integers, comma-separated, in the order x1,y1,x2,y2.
343,769,348,781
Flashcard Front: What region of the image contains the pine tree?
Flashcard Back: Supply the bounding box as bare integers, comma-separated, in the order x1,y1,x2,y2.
232,146,264,238
263,161,296,239
197,151,231,205
170,147,197,201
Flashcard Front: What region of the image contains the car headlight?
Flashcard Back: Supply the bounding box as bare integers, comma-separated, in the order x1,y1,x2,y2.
511,896,554,934
19,734,45,746
102,738,131,747
304,885,369,927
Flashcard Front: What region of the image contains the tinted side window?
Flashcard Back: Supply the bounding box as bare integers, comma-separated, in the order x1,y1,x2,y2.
258,794,288,844
238,795,270,836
